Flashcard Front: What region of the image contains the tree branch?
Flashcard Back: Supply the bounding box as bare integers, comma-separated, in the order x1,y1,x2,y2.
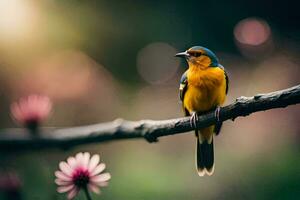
1,85,300,151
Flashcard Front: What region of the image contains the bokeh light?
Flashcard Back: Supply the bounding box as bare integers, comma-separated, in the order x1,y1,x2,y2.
234,18,271,46
234,17,274,59
9,50,118,102
137,42,180,85
0,0,38,40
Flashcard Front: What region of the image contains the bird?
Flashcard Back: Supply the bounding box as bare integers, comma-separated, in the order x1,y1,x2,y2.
176,46,228,176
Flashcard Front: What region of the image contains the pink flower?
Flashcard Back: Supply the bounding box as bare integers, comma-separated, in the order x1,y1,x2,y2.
55,152,111,200
10,95,52,128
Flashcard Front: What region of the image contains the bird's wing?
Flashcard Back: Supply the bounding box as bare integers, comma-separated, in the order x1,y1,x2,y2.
179,71,189,116
214,64,229,135
218,64,229,94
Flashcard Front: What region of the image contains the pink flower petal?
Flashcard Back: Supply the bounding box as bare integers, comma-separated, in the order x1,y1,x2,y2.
67,157,77,169
59,161,73,177
57,185,74,193
75,152,84,167
95,181,109,187
10,95,52,125
82,152,90,169
55,179,72,186
10,103,23,122
67,187,79,200
88,154,100,171
91,173,111,183
55,171,72,181
88,183,101,194
90,163,106,176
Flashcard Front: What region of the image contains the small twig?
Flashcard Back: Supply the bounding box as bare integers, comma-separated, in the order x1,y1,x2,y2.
0,85,300,152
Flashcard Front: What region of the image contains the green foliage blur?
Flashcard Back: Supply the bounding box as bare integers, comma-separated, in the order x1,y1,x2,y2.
0,0,300,199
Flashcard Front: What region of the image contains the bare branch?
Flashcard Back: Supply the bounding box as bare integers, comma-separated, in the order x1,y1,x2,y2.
1,85,300,151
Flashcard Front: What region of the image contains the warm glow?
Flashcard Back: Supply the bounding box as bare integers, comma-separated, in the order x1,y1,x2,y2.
234,18,271,46
11,50,114,101
0,0,37,39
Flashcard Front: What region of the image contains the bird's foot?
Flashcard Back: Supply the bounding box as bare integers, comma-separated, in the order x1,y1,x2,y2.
144,133,158,143
190,112,199,130
214,106,221,122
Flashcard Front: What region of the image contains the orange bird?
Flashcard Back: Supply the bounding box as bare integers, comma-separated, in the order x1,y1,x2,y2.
176,46,228,176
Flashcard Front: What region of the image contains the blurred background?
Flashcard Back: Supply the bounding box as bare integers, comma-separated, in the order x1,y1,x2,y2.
0,0,300,199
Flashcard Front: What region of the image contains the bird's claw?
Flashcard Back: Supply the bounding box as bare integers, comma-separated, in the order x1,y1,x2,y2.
215,106,221,122
190,112,199,130
144,133,158,143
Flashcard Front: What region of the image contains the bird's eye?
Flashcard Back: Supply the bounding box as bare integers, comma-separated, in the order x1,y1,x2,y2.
195,52,201,57
189,52,202,57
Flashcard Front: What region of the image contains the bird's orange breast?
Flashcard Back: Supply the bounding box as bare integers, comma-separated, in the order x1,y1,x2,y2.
184,66,226,113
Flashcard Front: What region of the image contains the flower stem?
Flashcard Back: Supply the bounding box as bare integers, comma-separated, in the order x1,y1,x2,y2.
26,121,39,137
83,187,92,200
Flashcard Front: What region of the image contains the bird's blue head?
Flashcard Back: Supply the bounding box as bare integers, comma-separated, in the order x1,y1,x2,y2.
175,46,219,68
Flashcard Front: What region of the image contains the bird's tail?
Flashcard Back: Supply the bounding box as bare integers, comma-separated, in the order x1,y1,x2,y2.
196,126,214,176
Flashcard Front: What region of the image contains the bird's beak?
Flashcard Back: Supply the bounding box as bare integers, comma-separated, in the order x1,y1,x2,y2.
175,51,189,58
